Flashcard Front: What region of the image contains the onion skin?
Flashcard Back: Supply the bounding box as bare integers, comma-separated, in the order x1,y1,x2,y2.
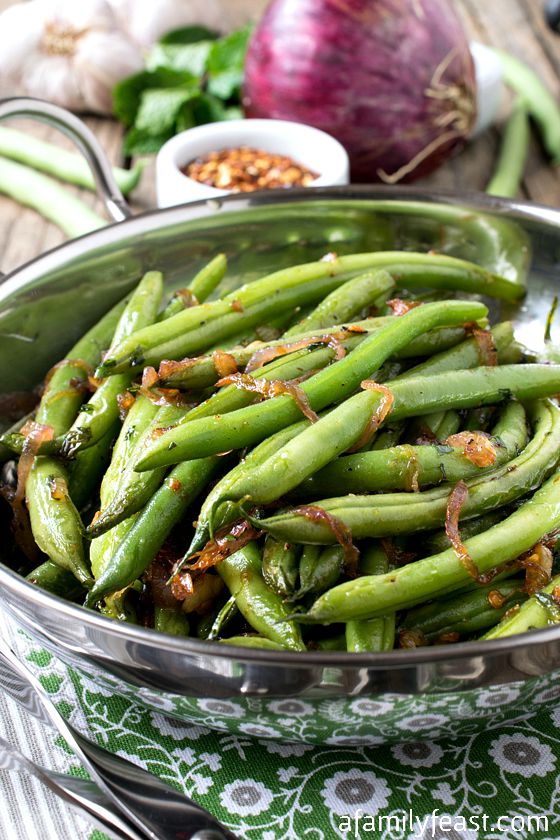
243,0,477,183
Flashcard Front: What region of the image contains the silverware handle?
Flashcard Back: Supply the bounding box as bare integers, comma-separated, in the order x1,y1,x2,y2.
0,97,132,223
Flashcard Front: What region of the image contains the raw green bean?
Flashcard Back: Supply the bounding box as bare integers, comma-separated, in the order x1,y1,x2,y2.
0,127,143,194
346,545,395,652
284,269,395,335
97,252,517,377
257,400,559,543
483,573,560,639
495,49,560,163
298,463,560,624
486,100,530,198
135,300,488,470
26,560,86,601
62,271,164,456
85,457,221,606
217,542,305,651
299,401,526,496
0,157,105,237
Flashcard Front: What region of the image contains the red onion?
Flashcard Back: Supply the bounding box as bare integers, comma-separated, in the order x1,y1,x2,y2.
243,0,477,183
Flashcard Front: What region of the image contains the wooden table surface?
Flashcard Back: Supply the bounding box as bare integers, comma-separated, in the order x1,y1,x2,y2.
0,0,558,275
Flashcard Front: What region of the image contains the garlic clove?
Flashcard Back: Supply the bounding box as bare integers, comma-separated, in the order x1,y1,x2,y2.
74,30,144,114
0,4,48,85
24,56,85,112
108,0,229,46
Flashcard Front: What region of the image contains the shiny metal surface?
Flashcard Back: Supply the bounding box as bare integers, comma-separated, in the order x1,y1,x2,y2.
1,186,560,745
0,635,236,840
0,97,132,223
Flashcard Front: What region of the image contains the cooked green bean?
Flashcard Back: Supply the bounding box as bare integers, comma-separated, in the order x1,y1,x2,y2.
483,573,560,639
298,463,560,624
257,400,559,544
136,300,488,470
262,537,299,599
346,545,395,653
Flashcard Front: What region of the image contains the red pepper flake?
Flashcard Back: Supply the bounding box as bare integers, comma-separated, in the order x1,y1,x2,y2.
48,475,67,501
445,480,480,579
347,381,394,452
552,586,560,605
168,477,182,493
175,288,199,308
180,520,262,574
518,543,553,595
320,252,339,263
289,505,359,575
211,350,238,378
183,146,317,192
230,299,244,313
141,367,159,390
216,372,319,423
444,431,497,468
398,629,427,648
387,298,422,316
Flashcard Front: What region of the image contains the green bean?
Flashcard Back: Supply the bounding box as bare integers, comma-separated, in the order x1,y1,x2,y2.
257,400,559,544
495,49,560,163
85,457,221,607
0,157,105,237
222,386,391,508
67,422,119,513
298,401,526,496
217,542,305,651
189,253,228,302
208,596,239,640
298,462,560,624
346,545,395,652
87,404,185,536
298,545,345,598
97,252,517,377
0,411,34,462
483,573,560,639
154,605,190,637
284,269,395,335
0,127,143,195
262,537,299,599
135,300,488,470
220,636,287,651
486,100,530,198
62,271,163,456
421,510,505,555
188,419,309,557
402,580,526,637
313,635,347,651
26,560,86,601
26,458,91,586
89,516,139,584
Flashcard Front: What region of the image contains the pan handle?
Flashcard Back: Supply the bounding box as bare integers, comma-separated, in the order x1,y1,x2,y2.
0,97,132,223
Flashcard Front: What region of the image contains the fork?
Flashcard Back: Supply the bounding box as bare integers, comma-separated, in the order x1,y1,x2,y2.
0,629,237,840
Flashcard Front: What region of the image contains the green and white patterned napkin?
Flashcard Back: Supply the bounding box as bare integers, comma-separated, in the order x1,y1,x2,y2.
1,619,559,840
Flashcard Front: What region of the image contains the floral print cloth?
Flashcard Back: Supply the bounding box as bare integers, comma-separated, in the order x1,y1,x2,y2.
2,627,560,840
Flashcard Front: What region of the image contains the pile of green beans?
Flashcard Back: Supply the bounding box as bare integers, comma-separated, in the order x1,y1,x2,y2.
5,231,560,654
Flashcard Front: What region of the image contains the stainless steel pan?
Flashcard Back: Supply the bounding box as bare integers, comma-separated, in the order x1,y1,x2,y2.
1,99,559,746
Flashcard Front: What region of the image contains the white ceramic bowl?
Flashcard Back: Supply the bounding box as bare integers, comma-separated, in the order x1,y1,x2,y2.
156,118,350,207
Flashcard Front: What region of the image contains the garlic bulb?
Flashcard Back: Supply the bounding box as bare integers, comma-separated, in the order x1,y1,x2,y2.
108,0,230,47
0,0,143,115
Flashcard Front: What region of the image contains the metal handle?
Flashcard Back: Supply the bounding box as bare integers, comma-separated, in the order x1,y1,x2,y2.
0,97,132,223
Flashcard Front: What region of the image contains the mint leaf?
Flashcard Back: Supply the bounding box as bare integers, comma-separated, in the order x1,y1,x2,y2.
147,42,213,77
113,68,192,125
191,92,228,124
123,126,174,156
159,25,219,45
135,87,199,136
207,24,252,100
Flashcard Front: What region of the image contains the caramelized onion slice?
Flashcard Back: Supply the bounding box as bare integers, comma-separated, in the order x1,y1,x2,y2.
216,373,319,422
212,350,238,378
347,381,394,452
179,520,262,574
518,542,553,596
387,298,422,316
465,323,498,366
445,480,480,580
444,431,497,468
290,505,359,574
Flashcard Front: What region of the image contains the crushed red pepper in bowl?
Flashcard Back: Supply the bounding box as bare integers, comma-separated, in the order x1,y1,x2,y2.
183,146,318,192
